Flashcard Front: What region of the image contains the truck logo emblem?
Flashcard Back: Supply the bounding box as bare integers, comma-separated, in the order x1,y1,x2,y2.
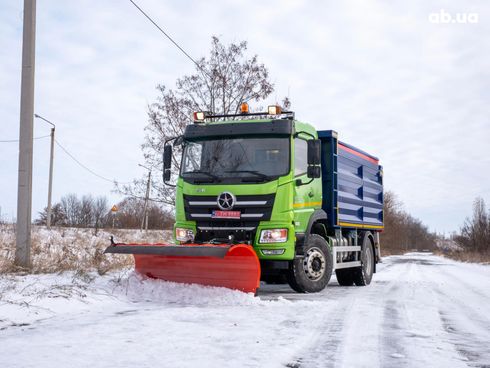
217,192,235,210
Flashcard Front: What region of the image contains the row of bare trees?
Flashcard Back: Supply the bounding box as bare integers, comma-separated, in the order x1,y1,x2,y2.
454,197,490,254
36,194,108,229
35,194,173,231
111,197,173,230
380,191,436,254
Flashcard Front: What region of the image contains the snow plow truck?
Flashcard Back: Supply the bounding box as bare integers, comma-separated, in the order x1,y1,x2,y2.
105,105,384,294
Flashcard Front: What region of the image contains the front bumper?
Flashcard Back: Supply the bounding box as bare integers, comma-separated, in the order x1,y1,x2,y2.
173,221,295,261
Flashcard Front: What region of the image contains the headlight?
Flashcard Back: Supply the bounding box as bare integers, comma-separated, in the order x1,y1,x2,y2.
259,229,288,243
262,249,285,255
175,228,194,242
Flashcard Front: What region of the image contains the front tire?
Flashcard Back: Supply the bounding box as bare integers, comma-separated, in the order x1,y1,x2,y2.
287,234,333,293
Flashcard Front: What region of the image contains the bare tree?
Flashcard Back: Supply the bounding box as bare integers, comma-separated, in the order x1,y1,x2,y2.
60,194,81,227
116,36,276,206
455,197,490,253
93,196,108,235
79,195,94,227
35,203,67,226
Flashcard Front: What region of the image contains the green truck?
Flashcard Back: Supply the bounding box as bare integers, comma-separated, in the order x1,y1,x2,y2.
106,105,383,294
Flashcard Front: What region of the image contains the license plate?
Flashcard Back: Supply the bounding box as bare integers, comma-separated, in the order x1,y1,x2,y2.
212,210,241,219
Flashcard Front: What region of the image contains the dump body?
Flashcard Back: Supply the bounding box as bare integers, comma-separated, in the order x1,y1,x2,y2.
318,130,383,230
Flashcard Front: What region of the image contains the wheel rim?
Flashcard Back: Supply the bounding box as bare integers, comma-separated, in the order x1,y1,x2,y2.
364,245,373,276
303,247,326,281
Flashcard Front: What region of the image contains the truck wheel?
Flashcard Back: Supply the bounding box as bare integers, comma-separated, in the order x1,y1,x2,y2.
353,235,375,286
335,269,354,286
287,234,333,293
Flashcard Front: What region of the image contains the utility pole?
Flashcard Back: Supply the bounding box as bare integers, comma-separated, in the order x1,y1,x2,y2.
145,170,151,231
34,114,55,229
15,0,36,269
139,164,151,232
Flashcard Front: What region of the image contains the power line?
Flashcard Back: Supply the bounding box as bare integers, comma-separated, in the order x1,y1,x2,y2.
127,0,252,112
2,134,133,185
128,0,211,79
54,139,131,185
0,134,50,143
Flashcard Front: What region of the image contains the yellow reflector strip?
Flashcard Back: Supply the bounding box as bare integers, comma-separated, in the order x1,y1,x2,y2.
293,201,322,208
339,222,384,229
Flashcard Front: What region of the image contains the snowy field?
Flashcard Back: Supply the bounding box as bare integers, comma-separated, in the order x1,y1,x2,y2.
1,253,489,368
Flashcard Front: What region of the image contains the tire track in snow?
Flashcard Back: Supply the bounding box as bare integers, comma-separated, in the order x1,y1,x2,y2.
438,310,490,367
285,256,410,368
434,283,490,367
433,286,490,335
434,260,490,302
394,254,488,368
422,256,490,366
282,254,489,368
285,296,351,368
378,262,410,368
380,299,408,367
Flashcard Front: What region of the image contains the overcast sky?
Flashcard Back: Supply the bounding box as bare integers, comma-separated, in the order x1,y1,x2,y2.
1,0,489,233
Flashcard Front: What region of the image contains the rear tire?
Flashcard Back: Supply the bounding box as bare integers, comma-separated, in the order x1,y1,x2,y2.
335,268,355,286
353,235,375,286
287,234,333,293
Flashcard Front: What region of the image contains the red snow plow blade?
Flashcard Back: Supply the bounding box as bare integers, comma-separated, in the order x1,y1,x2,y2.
104,240,261,294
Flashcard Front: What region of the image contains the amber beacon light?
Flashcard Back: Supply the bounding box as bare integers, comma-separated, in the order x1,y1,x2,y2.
240,102,249,114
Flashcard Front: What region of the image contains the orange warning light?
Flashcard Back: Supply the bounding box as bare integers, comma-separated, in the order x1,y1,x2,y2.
240,102,249,114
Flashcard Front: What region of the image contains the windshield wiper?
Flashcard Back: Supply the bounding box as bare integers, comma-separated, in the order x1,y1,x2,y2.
183,170,219,181
224,170,271,181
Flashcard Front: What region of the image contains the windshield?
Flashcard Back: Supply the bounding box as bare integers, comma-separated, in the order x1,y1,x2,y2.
181,137,290,183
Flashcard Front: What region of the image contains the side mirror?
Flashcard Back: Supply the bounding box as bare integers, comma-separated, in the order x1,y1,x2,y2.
307,139,321,165
174,135,184,146
163,145,172,182
307,166,321,179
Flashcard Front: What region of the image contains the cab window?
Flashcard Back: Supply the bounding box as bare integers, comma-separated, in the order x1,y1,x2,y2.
294,138,308,176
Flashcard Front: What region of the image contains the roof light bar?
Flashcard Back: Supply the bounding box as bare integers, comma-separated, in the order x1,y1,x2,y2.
192,106,294,121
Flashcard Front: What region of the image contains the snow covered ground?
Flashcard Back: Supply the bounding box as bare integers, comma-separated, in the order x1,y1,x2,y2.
1,253,489,368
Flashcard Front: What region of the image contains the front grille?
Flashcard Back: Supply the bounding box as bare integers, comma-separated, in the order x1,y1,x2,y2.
184,194,275,243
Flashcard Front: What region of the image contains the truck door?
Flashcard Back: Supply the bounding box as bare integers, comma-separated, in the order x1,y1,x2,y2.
293,137,321,233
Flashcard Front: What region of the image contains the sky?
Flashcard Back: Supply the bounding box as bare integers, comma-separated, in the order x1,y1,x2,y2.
0,0,489,234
